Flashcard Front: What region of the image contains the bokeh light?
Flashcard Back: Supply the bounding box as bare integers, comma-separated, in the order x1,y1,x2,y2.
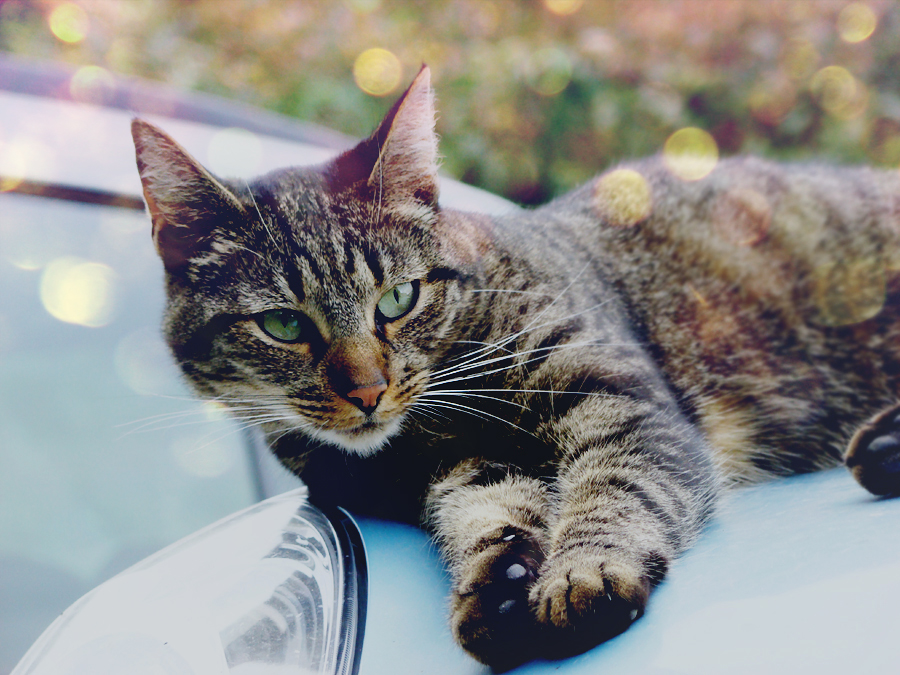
810,65,868,120
48,3,89,44
207,127,263,177
69,65,115,105
663,127,719,181
3,2,900,206
6,232,52,271
95,211,155,280
544,0,584,16
526,48,573,97
0,176,23,193
170,433,239,478
0,137,55,193
783,38,820,80
40,257,117,328
593,168,652,227
2,208,74,271
353,48,402,97
838,3,877,43
813,257,886,326
748,77,797,126
348,0,381,12
873,134,900,168
115,329,180,396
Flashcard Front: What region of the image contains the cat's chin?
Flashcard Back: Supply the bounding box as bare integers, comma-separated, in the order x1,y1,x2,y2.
310,416,405,456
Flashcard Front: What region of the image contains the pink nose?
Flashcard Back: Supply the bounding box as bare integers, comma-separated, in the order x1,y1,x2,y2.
346,382,388,413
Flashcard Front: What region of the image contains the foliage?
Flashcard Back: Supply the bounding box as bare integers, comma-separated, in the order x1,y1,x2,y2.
2,0,900,204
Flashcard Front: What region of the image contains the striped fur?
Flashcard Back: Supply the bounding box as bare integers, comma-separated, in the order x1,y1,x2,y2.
133,68,900,666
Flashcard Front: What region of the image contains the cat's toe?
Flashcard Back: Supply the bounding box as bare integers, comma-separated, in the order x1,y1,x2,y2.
847,407,900,496
530,554,649,658
450,529,543,667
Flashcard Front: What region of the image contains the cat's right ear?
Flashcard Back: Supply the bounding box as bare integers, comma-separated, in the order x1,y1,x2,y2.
131,119,245,272
328,66,440,222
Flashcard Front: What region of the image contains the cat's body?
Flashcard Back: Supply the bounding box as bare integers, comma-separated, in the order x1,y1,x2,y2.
132,68,900,667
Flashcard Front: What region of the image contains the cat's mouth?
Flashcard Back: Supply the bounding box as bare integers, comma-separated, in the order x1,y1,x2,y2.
311,413,405,456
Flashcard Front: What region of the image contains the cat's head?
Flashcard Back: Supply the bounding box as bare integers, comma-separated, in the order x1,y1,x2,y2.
132,67,484,455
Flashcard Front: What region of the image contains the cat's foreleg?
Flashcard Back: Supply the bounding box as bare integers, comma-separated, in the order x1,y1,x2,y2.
532,396,717,655
426,459,550,666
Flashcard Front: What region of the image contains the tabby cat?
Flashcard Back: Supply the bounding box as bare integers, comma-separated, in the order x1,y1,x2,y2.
131,67,900,667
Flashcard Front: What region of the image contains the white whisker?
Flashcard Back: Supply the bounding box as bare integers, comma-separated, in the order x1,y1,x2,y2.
429,340,636,390
414,396,535,437
418,390,532,410
430,338,616,384
230,243,267,262
469,288,556,297
246,180,279,251
432,293,614,379
269,420,316,445
407,403,454,424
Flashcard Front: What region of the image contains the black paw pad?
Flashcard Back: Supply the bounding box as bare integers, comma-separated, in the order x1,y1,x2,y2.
453,531,544,669
866,433,900,469
848,411,900,496
483,538,540,621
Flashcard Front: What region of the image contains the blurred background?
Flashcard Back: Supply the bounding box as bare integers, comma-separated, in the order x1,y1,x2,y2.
2,0,899,205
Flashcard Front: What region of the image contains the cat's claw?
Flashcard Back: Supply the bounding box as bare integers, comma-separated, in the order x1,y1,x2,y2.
847,406,900,496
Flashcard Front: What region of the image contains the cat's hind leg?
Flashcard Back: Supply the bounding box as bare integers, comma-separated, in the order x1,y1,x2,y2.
426,460,549,668
846,402,900,496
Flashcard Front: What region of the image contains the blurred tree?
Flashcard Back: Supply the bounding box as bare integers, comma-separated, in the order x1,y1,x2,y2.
2,0,899,204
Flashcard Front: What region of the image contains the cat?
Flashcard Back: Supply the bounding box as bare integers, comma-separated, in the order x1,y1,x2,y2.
131,66,900,668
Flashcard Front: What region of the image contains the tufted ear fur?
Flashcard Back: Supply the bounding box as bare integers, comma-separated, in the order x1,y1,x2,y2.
131,118,246,271
329,65,440,221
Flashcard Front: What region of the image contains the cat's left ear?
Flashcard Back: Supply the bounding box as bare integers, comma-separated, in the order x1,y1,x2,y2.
368,65,439,217
331,66,440,221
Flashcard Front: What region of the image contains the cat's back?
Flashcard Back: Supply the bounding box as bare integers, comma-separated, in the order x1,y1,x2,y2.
490,155,900,348
524,156,900,480
554,156,898,302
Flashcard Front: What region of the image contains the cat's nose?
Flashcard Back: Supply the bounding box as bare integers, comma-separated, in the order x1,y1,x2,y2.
345,380,388,415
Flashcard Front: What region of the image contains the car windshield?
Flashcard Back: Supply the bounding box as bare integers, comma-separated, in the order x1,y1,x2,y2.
0,190,260,670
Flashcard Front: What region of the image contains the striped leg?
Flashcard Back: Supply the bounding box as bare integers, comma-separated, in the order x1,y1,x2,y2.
532,399,717,655
426,460,549,667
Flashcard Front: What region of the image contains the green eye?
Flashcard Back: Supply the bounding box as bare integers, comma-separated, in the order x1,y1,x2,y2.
259,310,304,342
376,281,418,321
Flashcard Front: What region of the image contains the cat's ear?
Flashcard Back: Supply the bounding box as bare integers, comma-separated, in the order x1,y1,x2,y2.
131,119,246,271
368,65,440,215
330,66,440,221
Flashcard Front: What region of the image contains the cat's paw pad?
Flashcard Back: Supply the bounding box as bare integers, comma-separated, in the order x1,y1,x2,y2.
530,555,649,656
450,528,543,666
847,406,900,496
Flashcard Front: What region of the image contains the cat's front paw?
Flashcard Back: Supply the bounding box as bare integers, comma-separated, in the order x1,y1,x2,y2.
450,527,543,668
529,552,650,657
847,404,900,496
